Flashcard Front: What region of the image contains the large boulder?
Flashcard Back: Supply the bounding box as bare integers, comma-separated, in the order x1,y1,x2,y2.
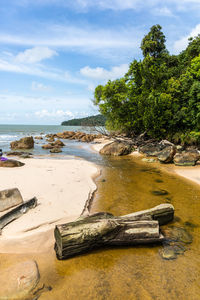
0,159,25,168
157,146,176,163
0,260,40,300
173,150,200,166
10,137,34,149
100,141,133,156
139,143,165,156
0,188,23,212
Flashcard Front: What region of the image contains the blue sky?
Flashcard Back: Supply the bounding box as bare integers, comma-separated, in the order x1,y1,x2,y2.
1,0,200,124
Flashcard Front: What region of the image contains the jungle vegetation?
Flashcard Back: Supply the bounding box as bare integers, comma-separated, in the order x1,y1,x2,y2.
93,25,200,145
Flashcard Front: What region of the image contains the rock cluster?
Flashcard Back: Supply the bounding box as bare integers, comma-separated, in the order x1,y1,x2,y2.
139,141,200,166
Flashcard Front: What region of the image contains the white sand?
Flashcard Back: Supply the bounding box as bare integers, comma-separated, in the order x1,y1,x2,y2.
173,164,200,186
0,158,98,241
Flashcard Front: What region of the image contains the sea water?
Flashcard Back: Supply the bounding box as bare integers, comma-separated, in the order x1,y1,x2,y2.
0,124,103,163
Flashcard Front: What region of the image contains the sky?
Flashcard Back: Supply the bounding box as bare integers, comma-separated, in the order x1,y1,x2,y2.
1,0,200,124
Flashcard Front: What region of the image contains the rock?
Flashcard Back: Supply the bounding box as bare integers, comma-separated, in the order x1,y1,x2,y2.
159,246,177,260
100,141,133,156
42,144,54,150
56,131,75,139
34,136,43,140
173,149,200,166
20,154,32,158
6,151,32,157
142,158,157,163
139,143,165,156
53,139,65,147
0,159,25,168
163,226,193,244
10,136,34,150
50,147,62,153
0,260,40,300
151,189,169,196
0,188,23,212
157,145,176,163
46,137,55,142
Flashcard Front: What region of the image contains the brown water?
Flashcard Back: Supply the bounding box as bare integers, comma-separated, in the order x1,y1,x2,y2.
1,156,200,300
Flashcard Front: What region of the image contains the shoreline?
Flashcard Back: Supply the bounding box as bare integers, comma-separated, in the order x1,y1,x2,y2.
92,138,200,187
0,157,99,253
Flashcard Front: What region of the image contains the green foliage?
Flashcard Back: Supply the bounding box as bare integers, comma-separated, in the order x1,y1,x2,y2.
93,25,200,144
140,24,168,58
61,114,106,126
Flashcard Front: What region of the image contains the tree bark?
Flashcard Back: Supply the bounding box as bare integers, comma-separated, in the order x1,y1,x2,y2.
54,204,174,260
0,197,37,233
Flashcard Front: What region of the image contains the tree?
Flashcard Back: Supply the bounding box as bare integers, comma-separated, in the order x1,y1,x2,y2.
140,25,168,58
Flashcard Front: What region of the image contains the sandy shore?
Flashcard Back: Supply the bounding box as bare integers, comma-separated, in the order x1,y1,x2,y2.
0,158,98,252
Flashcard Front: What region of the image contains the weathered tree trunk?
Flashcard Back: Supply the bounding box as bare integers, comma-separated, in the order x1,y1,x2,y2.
54,204,174,260
0,197,37,233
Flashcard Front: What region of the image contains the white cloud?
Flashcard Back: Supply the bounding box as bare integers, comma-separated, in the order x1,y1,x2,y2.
0,25,140,55
174,23,200,53
80,64,129,80
31,81,52,91
153,7,174,17
15,47,57,64
35,109,74,118
0,55,86,85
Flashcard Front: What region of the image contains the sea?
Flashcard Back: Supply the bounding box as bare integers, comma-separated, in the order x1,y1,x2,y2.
0,124,103,164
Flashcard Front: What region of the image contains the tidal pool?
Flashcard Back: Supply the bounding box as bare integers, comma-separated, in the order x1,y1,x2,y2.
0,156,200,300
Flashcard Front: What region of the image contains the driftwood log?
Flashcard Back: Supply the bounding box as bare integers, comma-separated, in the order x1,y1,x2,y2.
0,197,37,233
54,204,174,259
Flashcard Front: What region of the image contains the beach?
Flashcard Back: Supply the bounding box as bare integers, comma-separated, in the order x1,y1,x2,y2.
0,158,98,253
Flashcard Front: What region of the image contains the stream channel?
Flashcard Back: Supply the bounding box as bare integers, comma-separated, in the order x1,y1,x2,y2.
0,143,200,300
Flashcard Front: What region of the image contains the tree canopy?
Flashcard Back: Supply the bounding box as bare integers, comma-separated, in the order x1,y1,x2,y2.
93,25,200,144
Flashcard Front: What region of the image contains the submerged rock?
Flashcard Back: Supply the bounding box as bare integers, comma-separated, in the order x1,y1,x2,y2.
10,136,34,150
42,144,54,150
173,150,200,166
142,158,157,163
100,141,133,156
50,147,62,153
151,189,169,196
0,260,40,300
159,246,177,260
6,151,33,157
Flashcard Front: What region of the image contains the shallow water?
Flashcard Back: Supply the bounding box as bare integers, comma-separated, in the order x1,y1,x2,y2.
1,156,200,300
